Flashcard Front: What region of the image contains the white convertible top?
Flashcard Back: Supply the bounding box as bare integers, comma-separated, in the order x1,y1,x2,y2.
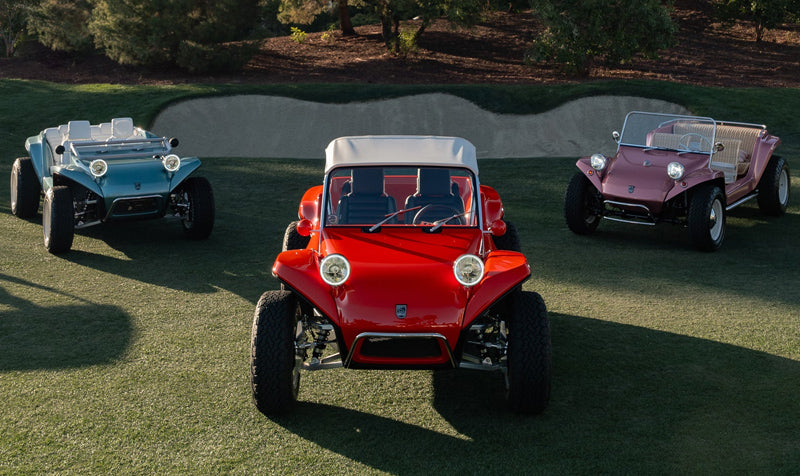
324,136,478,175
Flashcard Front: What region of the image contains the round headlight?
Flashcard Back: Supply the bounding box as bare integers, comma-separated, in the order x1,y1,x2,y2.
162,154,181,172
320,254,350,286
667,162,685,180
89,159,108,178
453,254,484,287
590,153,607,171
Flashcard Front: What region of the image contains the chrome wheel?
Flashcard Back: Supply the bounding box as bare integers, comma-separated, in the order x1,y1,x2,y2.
778,169,789,206
709,198,723,242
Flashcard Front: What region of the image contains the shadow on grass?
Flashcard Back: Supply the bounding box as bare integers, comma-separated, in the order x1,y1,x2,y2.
270,313,800,473
0,273,132,371
533,207,800,308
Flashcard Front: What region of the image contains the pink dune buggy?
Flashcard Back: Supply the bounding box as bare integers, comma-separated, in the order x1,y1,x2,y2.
251,136,551,415
565,111,789,251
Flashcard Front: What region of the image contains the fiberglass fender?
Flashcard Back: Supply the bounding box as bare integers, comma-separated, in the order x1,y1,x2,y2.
51,166,104,196
480,185,505,229
24,136,47,183
167,157,202,193
272,249,339,325
664,169,725,202
462,250,531,327
575,157,603,191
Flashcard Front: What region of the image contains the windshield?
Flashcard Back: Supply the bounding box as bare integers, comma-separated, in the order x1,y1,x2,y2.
619,112,717,155
323,166,478,228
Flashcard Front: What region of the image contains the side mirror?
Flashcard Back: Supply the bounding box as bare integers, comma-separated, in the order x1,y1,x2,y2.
296,219,313,237
612,131,620,142
489,219,507,237
55,145,65,155
714,142,725,152
169,137,179,148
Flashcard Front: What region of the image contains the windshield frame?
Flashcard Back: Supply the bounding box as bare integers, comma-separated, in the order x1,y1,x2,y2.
617,111,719,156
321,165,482,231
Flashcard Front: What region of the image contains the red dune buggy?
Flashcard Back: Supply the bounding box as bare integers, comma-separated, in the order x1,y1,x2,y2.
251,136,551,415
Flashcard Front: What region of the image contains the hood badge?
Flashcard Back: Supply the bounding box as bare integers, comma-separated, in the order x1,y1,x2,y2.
643,160,651,167
395,304,407,319
628,185,635,193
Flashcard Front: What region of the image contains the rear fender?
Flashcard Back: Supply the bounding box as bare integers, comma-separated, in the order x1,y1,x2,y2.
462,251,530,326
750,134,781,184
480,185,504,229
25,137,47,183
298,185,323,225
272,249,339,325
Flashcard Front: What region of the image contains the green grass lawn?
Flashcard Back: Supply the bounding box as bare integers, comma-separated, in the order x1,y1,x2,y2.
1,80,799,474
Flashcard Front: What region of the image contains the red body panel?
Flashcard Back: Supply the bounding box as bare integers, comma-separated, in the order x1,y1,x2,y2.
273,226,530,366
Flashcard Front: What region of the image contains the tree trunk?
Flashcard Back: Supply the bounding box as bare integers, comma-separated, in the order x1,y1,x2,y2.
338,0,356,36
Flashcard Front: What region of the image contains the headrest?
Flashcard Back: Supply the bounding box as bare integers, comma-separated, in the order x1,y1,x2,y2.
67,120,92,140
111,117,135,138
417,168,452,196
351,168,384,195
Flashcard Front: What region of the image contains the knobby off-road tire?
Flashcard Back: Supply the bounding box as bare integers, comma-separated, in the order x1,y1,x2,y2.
506,290,551,414
180,177,215,240
757,155,790,216
10,157,41,218
492,220,521,252
251,290,302,415
564,172,602,235
43,186,74,254
688,183,726,252
282,221,311,251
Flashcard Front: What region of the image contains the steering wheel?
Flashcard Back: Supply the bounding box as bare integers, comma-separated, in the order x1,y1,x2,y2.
678,133,712,152
412,204,464,225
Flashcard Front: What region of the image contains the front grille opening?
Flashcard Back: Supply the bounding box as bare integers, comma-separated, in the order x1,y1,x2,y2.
111,197,160,216
359,337,442,359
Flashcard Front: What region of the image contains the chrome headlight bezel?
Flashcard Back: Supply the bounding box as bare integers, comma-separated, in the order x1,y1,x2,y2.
590,153,607,171
667,161,685,180
162,154,181,172
89,159,108,178
320,254,350,286
453,254,484,287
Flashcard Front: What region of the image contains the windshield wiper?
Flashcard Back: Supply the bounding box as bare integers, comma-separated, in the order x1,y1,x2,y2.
367,206,422,232
429,212,469,232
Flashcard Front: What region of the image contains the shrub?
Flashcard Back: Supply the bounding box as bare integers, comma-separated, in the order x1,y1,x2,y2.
89,0,262,72
290,26,308,43
27,0,93,54
714,0,799,42
528,0,677,76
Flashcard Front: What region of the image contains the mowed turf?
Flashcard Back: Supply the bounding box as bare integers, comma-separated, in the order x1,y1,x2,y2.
0,81,799,474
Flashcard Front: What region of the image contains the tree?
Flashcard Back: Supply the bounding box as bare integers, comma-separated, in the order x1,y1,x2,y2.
278,0,357,36
27,0,93,54
89,0,263,72
363,0,484,52
714,0,798,42
0,0,34,57
528,0,677,76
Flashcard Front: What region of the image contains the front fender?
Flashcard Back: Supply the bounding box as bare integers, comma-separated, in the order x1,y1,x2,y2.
168,157,202,192
272,249,339,325
463,251,531,326
52,166,104,196
575,158,603,191
664,169,725,202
